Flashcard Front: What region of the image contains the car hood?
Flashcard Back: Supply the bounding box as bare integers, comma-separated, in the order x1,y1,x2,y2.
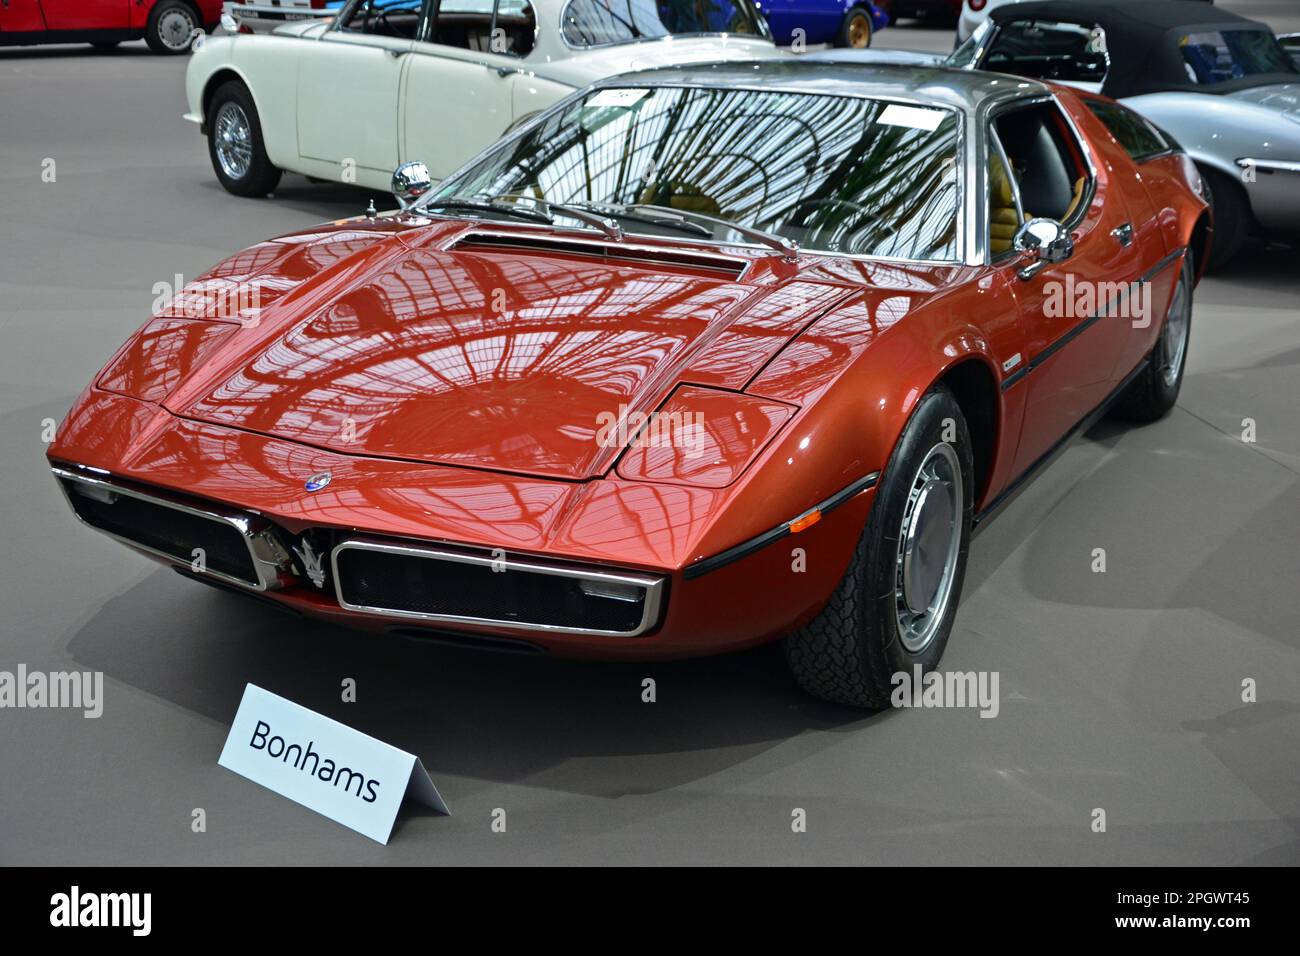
1222,82,1300,124
540,36,786,88
155,217,852,481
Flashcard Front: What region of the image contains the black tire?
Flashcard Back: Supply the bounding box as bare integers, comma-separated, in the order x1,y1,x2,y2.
206,81,282,197
1110,254,1194,422
835,8,874,49
1199,165,1249,271
145,0,199,55
784,386,974,708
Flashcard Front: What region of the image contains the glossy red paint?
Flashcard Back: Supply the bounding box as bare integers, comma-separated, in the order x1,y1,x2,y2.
47,87,1207,659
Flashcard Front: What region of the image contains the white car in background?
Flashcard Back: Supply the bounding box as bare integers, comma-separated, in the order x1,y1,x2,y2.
186,0,782,196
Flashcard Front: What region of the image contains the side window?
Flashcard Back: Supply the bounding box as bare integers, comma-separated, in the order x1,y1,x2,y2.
984,19,1108,84
430,0,537,57
338,0,425,39
992,102,1091,226
1084,100,1171,160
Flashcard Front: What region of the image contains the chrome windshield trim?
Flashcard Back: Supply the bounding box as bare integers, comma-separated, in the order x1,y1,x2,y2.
423,80,971,265
51,464,286,592
331,538,666,637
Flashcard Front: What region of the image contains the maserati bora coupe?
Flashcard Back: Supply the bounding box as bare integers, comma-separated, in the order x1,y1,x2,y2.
49,63,1208,706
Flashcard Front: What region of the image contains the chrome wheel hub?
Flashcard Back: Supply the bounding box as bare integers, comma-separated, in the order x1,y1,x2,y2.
895,442,963,654
159,9,195,50
214,102,253,181
1159,270,1190,389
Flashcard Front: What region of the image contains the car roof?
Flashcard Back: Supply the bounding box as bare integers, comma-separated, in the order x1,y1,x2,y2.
987,0,1295,98
989,0,1256,33
598,59,1053,113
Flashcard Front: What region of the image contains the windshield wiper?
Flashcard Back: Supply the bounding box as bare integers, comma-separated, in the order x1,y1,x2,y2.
425,196,626,240
422,198,554,225
629,203,800,259
561,201,714,238
543,202,625,240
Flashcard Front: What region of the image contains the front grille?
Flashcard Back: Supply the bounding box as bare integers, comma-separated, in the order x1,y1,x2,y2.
56,470,264,588
333,541,663,636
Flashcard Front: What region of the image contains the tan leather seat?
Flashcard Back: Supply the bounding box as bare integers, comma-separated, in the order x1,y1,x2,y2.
989,152,1025,255
1062,176,1086,222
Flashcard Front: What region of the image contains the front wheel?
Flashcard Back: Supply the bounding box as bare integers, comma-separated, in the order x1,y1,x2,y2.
206,81,282,197
784,386,973,707
1110,254,1193,422
145,0,199,55
1199,166,1248,271
835,8,875,49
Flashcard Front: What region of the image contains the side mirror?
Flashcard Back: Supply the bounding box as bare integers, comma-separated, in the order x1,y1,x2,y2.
1013,217,1073,280
391,161,432,211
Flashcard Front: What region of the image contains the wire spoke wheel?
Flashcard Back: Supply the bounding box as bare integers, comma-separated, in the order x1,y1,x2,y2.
213,102,253,181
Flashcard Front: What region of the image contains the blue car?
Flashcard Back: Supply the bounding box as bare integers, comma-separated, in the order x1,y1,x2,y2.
756,0,889,48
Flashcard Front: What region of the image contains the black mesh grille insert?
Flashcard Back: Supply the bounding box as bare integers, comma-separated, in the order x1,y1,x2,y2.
63,480,258,585
336,546,648,634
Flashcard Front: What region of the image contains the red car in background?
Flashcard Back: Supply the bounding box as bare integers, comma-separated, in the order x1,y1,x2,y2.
47,63,1208,706
0,0,222,54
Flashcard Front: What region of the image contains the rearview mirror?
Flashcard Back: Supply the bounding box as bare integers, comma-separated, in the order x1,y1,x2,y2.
391,161,432,211
1013,217,1073,280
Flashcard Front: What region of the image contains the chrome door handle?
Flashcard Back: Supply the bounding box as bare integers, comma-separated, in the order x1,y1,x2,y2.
386,48,409,58
1111,222,1133,246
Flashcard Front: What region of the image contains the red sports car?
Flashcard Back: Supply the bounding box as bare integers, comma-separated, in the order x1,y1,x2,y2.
48,63,1208,706
0,0,222,54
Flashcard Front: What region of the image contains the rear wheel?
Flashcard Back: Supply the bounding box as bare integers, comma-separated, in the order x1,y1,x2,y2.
784,386,973,707
1199,165,1249,271
207,81,282,197
836,8,875,49
1111,254,1193,422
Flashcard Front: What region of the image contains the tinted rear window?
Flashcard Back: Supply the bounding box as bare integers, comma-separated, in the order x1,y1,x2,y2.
1085,100,1172,160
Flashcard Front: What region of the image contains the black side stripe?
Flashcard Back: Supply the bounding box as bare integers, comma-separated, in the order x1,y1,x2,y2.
1001,246,1186,392
682,471,880,580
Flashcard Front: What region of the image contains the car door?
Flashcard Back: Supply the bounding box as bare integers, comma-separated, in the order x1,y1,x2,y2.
295,0,425,176
38,0,129,30
1079,96,1183,379
988,99,1143,477
401,0,536,180
0,0,47,32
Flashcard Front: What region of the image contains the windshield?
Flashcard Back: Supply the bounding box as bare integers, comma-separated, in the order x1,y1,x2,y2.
1176,28,1298,85
561,0,770,48
426,85,962,262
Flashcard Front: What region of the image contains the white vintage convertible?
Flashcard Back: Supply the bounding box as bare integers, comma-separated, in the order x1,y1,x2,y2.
185,0,784,196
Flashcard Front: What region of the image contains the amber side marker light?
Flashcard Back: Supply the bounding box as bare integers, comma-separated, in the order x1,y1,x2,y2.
788,509,822,534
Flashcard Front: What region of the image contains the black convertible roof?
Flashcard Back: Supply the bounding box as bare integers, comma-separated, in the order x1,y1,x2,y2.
989,0,1296,97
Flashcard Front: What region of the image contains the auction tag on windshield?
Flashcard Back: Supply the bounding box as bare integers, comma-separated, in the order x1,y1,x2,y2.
218,683,449,845
587,88,650,109
877,103,946,131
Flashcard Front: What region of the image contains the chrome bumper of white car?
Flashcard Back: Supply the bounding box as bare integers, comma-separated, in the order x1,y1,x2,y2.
224,1,333,34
